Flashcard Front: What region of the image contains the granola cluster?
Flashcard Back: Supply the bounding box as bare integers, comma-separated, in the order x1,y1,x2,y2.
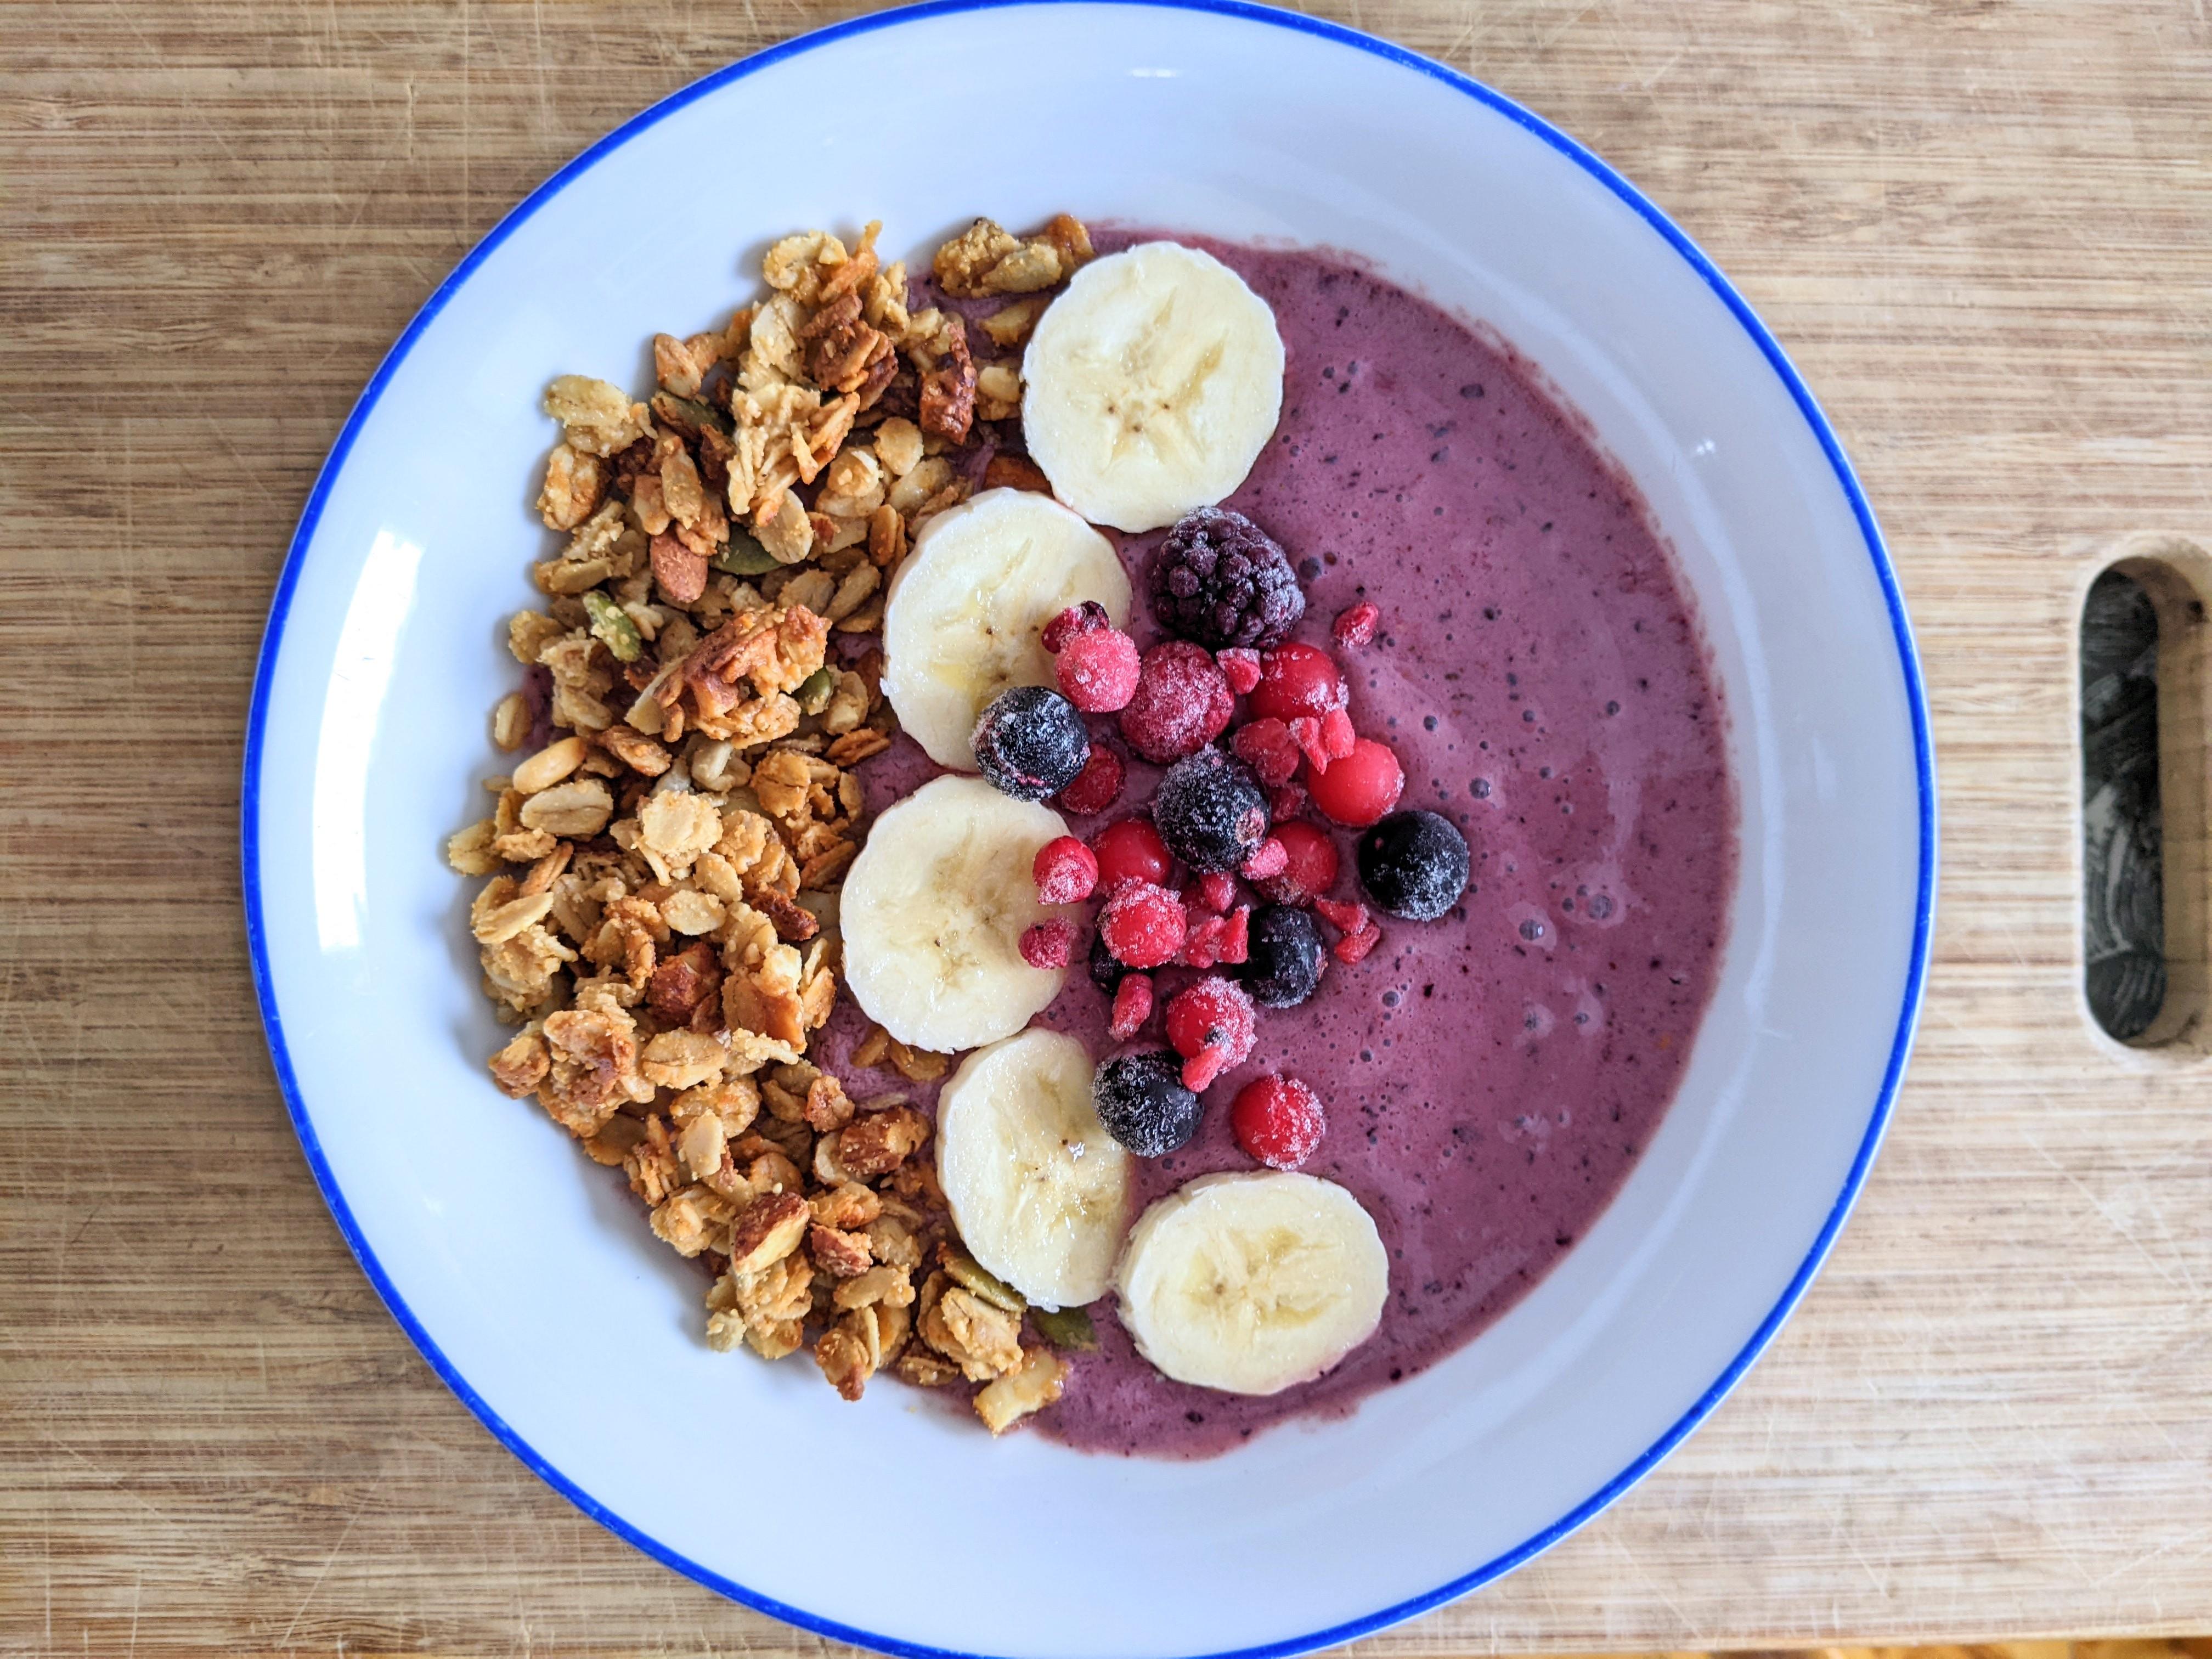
447,217,1096,1432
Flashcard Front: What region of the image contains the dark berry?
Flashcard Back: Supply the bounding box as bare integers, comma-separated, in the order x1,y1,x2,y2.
1308,736,1403,826
972,685,1091,801
1093,1049,1204,1157
1089,929,1130,992
1152,749,1269,873
1356,810,1472,921
1149,508,1305,648
1240,904,1327,1007
1232,1074,1325,1169
1119,641,1233,763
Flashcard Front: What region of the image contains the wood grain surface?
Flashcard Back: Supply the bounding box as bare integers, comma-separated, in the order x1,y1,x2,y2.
4,0,2210,1652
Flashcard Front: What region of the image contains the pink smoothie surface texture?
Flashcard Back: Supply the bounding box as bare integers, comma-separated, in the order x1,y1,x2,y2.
827,231,1737,1458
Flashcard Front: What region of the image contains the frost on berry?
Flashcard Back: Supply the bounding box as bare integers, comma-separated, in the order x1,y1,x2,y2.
1217,647,1262,695
1097,880,1188,969
1042,600,1110,654
1109,973,1154,1041
1119,641,1233,764
1055,627,1141,714
1032,835,1099,905
1019,918,1076,969
1331,601,1381,649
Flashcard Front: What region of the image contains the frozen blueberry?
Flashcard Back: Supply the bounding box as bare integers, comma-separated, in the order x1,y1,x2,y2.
1355,810,1471,921
1088,928,1130,991
1149,507,1306,648
1240,904,1327,1008
1093,1049,1205,1157
972,685,1091,802
1152,749,1269,873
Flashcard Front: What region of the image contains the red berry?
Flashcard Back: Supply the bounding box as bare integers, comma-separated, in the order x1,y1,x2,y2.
1232,1074,1324,1169
1193,870,1238,914
1054,745,1126,816
1108,972,1154,1040
1217,647,1262,695
1220,905,1250,965
1119,641,1234,764
1239,837,1288,881
1320,705,1356,761
1333,919,1384,964
1018,918,1076,969
1032,836,1098,906
1314,896,1369,935
1248,641,1348,723
1288,714,1331,774
1254,820,1339,904
1231,717,1301,788
1097,880,1187,969
1308,737,1403,827
1331,602,1381,649
1180,913,1228,969
1041,601,1110,654
1092,816,1172,892
1164,976,1256,1092
1268,782,1308,821
1055,628,1141,713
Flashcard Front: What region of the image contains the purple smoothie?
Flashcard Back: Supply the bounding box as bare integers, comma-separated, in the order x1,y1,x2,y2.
829,233,1736,1458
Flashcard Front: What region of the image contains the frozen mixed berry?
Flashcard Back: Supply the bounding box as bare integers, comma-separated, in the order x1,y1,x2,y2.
1334,919,1383,964
1268,781,1308,821
1189,870,1239,914
1231,716,1302,788
1109,973,1155,1041
1308,736,1404,827
1247,640,1348,724
1092,815,1173,892
1119,641,1234,764
1041,600,1110,654
1089,929,1130,992
1331,601,1381,649
1217,647,1262,695
1240,903,1327,1007
1032,835,1099,906
1219,904,1250,965
1252,819,1339,905
1180,912,1229,970
973,685,1091,801
1093,1049,1204,1157
1096,879,1188,969
1148,507,1305,649
1164,975,1257,1092
1356,810,1471,921
1055,626,1142,713
1232,1074,1325,1170
1018,918,1076,969
1054,744,1126,817
1288,714,1330,773
1239,836,1289,881
1152,749,1269,874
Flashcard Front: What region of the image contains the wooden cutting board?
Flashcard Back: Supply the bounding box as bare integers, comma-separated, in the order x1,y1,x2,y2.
3,1,2209,1652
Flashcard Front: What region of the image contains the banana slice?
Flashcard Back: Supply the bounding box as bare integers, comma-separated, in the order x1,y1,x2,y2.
881,488,1131,770
1022,241,1286,533
937,1028,1132,1310
1116,1171,1389,1396
840,775,1075,1052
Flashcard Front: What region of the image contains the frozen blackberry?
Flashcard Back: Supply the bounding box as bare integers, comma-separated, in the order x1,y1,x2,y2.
1356,810,1471,921
1152,749,1269,874
1240,904,1327,1007
1148,507,1305,649
971,685,1091,802
1093,1049,1205,1157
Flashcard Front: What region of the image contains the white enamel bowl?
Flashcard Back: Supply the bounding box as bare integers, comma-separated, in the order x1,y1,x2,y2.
244,4,1934,1655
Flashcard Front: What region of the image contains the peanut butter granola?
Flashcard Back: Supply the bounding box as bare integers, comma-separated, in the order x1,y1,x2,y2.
449,218,1090,1433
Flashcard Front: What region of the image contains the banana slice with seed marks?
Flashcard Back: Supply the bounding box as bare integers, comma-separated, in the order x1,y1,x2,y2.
937,1028,1132,1310
882,488,1131,770
1023,241,1286,533
840,776,1075,1052
1116,1171,1389,1396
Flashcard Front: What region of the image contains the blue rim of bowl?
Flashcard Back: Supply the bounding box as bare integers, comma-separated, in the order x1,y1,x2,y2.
241,2,1938,1654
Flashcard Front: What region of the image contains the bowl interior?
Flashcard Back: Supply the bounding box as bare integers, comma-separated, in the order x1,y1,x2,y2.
247,5,1929,1656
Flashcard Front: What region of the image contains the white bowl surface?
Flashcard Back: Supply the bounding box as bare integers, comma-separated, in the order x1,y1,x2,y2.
245,5,1934,1656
